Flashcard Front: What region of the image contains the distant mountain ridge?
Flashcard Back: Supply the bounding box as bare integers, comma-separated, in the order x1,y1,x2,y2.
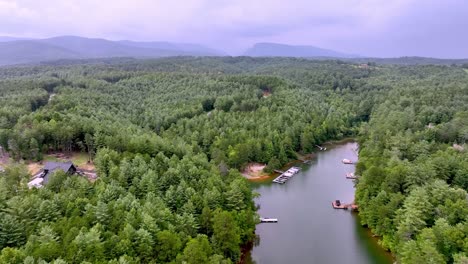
244,42,357,58
0,36,225,66
0,36,32,42
4,36,462,66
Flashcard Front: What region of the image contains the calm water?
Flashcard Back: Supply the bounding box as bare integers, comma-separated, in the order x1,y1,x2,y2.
246,142,393,264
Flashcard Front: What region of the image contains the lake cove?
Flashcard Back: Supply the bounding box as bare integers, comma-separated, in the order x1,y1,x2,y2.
245,142,393,264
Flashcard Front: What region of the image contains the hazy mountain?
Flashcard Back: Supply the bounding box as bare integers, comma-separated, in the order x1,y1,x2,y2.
244,42,357,58
0,41,81,65
0,36,223,66
118,40,225,56
0,36,31,42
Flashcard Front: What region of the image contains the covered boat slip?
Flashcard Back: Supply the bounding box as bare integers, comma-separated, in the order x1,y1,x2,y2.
272,166,301,184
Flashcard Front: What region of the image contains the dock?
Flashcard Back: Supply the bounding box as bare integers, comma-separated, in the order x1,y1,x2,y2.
316,145,327,151
260,217,278,223
346,172,358,179
332,200,358,211
272,167,301,184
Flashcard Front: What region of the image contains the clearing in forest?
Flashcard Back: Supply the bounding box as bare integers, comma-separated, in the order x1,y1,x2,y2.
242,163,270,181
27,151,96,178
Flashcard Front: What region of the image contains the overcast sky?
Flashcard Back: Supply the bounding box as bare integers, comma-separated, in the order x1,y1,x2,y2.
0,0,467,58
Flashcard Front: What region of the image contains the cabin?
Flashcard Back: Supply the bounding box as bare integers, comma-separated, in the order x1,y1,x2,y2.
43,161,77,182
28,161,77,188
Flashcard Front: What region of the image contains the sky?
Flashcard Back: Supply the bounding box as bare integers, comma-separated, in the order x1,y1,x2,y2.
0,0,467,58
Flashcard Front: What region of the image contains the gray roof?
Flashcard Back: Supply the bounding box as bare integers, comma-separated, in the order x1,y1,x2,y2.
44,161,75,172
42,161,76,184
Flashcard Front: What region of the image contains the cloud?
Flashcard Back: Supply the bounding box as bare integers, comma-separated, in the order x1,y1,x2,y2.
0,0,466,57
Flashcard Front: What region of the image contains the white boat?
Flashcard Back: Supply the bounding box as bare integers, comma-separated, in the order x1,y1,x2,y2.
342,159,353,164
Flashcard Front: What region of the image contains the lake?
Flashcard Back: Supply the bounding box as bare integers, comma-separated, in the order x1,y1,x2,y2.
245,141,393,264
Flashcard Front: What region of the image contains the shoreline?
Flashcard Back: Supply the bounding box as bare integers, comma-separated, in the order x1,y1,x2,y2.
244,137,356,183
244,139,395,263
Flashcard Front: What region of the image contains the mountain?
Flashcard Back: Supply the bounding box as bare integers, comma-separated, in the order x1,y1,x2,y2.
244,42,357,58
0,36,31,42
118,40,225,56
0,36,224,66
0,41,81,65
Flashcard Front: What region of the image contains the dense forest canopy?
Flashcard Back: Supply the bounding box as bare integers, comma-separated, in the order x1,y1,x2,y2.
0,57,467,263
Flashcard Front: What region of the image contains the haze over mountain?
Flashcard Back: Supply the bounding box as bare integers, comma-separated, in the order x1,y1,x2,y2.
0,35,365,66
244,43,357,58
0,36,225,66
1,1,467,58
0,36,31,42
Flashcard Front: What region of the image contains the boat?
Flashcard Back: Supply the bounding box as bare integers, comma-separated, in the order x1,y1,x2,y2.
346,172,357,179
342,159,353,164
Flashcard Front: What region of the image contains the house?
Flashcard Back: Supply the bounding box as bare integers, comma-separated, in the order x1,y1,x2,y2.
42,161,77,183
28,161,77,188
27,177,44,188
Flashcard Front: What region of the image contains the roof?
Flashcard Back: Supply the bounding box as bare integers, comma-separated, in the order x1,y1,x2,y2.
44,161,75,173
42,161,76,184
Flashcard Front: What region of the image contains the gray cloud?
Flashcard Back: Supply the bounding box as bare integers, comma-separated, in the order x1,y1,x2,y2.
0,0,467,57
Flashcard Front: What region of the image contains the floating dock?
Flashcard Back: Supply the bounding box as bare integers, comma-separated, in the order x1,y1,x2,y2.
346,172,358,179
260,217,278,223
272,167,301,184
342,159,354,164
332,200,358,211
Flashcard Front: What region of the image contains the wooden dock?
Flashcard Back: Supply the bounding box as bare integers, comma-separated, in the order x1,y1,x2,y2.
316,145,327,151
272,167,301,184
345,172,358,179
332,200,358,211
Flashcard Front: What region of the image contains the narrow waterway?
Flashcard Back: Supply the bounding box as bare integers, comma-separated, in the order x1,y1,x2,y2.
245,142,393,264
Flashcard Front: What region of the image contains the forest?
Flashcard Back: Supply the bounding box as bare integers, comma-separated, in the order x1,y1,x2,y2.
0,57,467,263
